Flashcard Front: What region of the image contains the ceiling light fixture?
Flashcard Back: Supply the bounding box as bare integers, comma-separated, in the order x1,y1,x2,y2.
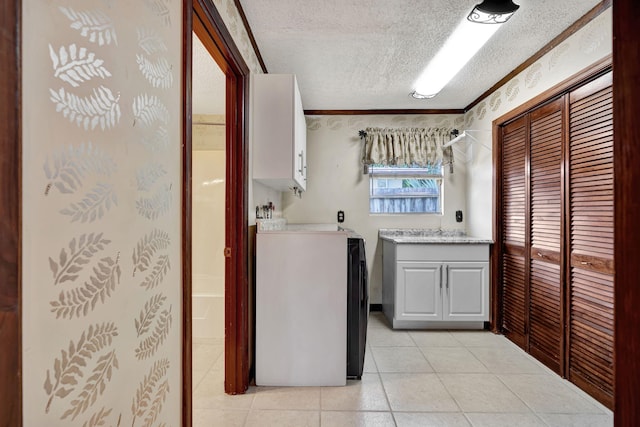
468,0,520,24
411,0,519,99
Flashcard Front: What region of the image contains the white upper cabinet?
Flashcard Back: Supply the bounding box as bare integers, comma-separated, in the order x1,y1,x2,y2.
252,74,307,192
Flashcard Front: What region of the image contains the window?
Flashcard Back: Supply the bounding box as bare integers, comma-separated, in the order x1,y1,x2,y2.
369,164,443,214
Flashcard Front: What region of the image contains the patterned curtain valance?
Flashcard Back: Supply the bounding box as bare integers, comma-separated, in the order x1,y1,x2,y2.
360,127,454,169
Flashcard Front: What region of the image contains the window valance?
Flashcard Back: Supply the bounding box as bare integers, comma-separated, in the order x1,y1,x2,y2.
360,127,454,169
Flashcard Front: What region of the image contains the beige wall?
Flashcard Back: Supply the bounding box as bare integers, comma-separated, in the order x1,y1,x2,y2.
464,8,612,239
23,0,182,425
283,115,467,303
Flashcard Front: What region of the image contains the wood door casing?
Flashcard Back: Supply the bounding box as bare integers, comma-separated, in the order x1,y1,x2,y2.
567,73,614,407
529,98,564,374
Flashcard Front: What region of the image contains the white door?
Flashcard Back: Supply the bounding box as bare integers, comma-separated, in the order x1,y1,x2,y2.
396,262,442,321
443,262,489,321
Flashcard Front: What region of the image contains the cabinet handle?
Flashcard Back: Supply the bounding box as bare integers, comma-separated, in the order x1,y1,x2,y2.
445,265,449,291
298,151,305,175
439,265,443,290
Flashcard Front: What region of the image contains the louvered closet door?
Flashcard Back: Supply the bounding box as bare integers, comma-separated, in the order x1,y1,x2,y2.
500,116,527,349
528,99,564,374
567,72,614,407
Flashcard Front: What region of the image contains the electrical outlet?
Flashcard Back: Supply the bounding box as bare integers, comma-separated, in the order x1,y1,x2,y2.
337,210,345,223
456,210,463,222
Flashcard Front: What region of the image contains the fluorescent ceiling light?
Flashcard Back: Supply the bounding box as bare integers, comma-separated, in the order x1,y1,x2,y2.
412,18,502,99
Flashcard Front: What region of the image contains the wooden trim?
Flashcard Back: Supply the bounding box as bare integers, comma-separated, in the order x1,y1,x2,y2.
465,0,612,112
232,0,268,73
192,0,251,397
490,122,502,333
0,0,22,424
304,109,465,116
182,1,194,426
614,0,640,423
561,93,570,379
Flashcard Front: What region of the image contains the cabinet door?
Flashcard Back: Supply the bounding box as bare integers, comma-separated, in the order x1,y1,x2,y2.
293,77,307,190
395,262,442,321
443,262,489,321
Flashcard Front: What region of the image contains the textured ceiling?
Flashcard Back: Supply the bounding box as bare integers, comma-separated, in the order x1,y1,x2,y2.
192,33,226,115
239,0,604,110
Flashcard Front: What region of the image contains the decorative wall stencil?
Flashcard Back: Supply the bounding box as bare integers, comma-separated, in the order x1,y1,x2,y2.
49,86,122,131
49,232,111,285
60,182,117,223
549,43,571,69
59,7,118,46
134,305,172,360
525,63,543,89
489,91,502,112
136,55,174,89
327,117,344,130
145,0,172,27
132,229,171,276
44,142,117,196
135,294,168,336
137,28,168,55
136,185,172,220
82,407,114,427
131,358,171,427
453,116,465,127
476,101,487,121
580,23,606,54
464,110,474,128
140,255,171,290
44,323,119,416
136,163,168,192
49,44,112,88
141,126,170,152
306,117,321,131
506,79,520,102
132,94,170,127
50,254,121,319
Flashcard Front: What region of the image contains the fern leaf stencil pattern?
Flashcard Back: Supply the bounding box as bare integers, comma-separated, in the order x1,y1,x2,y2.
140,255,171,290
43,142,116,195
43,323,118,414
137,28,168,54
132,229,171,276
59,7,118,46
136,185,172,220
145,0,172,27
136,163,168,192
135,294,168,337
61,350,119,421
132,94,169,127
81,407,113,427
135,305,172,360
60,183,117,223
50,86,121,131
49,232,111,285
49,44,112,88
140,126,169,152
137,55,173,89
131,359,170,427
50,255,122,319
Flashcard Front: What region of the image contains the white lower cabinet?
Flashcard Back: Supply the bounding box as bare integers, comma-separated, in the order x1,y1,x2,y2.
383,241,490,329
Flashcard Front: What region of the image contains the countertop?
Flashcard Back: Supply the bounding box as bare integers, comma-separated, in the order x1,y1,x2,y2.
379,228,493,244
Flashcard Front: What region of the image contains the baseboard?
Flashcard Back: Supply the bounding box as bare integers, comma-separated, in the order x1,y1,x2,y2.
370,304,382,312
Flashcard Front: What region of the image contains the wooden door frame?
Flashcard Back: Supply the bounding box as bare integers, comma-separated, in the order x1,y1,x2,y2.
0,0,22,424
183,1,251,425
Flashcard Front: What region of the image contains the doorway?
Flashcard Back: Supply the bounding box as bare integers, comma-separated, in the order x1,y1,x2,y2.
191,30,227,404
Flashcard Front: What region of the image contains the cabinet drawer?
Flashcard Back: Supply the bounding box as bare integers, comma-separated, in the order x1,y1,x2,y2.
396,243,489,261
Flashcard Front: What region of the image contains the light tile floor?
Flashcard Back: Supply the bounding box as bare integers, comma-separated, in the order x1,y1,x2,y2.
193,312,613,426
